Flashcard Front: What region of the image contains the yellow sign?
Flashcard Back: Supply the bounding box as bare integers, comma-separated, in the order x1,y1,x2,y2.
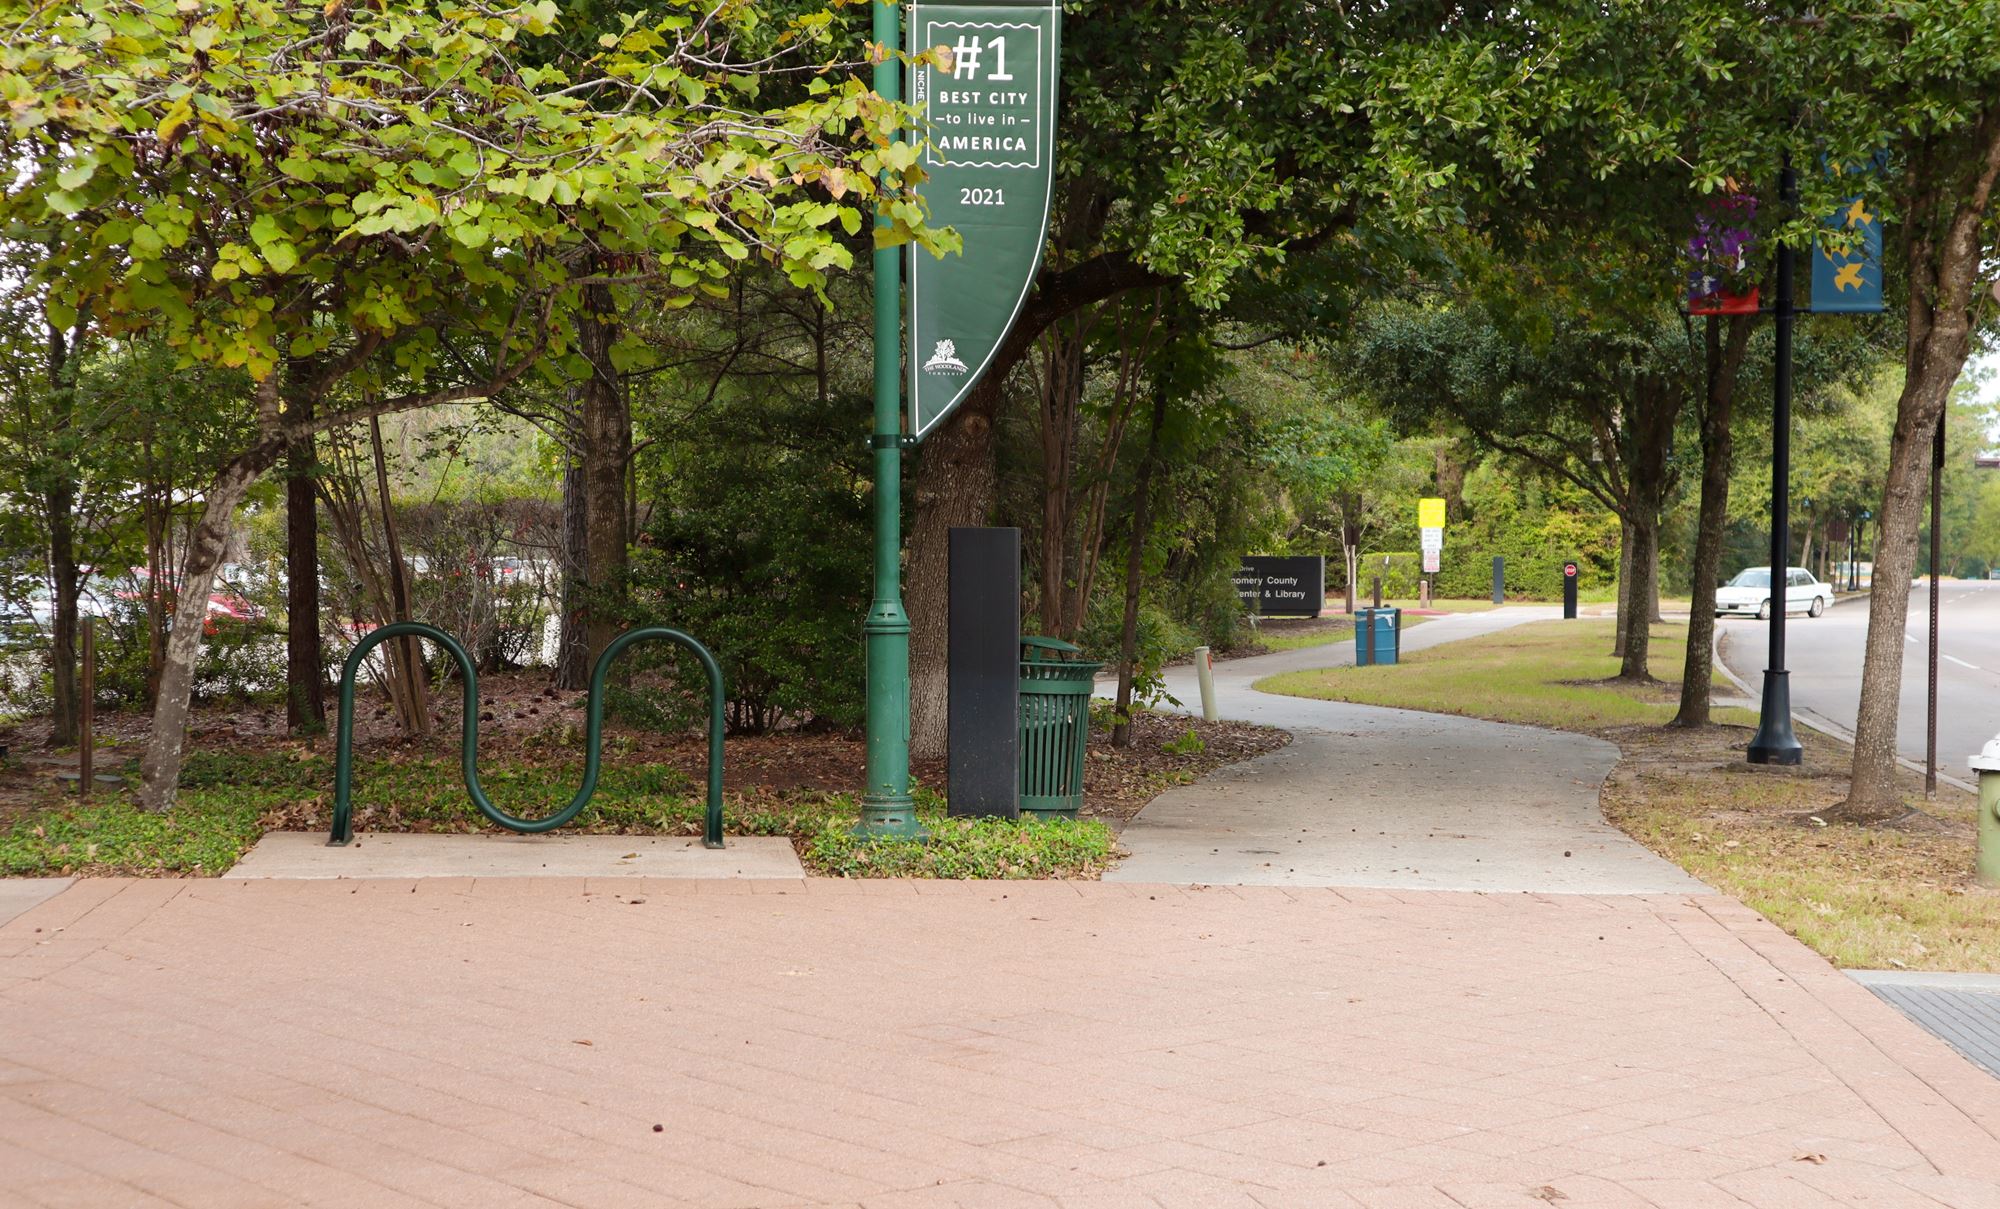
1418,498,1446,529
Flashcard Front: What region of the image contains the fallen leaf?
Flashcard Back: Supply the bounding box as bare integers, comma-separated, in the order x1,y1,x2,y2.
1794,1152,1827,1165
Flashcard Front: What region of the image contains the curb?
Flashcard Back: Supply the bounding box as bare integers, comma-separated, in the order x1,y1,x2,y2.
1711,626,1978,796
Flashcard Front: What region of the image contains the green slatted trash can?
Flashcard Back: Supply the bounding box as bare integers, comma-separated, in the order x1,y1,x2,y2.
1018,637,1102,820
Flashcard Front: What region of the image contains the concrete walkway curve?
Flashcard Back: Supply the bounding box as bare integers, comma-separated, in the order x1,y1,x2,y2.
1106,608,1707,894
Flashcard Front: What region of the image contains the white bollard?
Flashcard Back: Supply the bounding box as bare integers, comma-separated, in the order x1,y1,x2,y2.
1193,645,1219,722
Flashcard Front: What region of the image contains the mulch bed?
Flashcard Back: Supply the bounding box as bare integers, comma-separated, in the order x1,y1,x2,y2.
0,670,1289,825
1080,710,1289,825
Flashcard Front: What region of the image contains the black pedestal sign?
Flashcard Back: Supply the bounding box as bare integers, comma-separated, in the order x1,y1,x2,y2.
1562,561,1579,619
949,527,1021,818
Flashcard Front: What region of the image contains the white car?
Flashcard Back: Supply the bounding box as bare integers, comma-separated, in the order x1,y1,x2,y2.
1716,566,1832,619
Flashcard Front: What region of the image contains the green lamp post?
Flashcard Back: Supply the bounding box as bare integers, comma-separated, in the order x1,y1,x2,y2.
855,0,1062,837
857,0,924,840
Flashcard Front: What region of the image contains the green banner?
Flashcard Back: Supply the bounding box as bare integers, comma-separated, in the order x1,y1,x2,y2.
906,0,1061,439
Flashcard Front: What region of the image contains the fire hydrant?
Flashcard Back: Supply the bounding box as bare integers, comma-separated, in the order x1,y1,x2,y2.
1974,735,2000,887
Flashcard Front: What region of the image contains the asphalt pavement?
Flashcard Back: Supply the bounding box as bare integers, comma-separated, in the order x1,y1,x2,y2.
1718,578,2000,770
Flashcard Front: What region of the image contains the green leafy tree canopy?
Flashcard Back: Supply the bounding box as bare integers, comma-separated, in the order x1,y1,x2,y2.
2,0,944,385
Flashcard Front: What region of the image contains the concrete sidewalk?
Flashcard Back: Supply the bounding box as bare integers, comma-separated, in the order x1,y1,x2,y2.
1109,609,1704,893
5,878,2000,1207
224,833,806,880
0,878,69,927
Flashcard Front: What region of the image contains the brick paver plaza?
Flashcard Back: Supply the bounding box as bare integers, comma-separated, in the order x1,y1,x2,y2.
5,877,2000,1207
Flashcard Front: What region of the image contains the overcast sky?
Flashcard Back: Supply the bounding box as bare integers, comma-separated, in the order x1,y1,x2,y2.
1972,351,2000,447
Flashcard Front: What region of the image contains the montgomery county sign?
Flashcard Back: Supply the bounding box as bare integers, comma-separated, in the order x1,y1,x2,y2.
1234,556,1325,619
906,0,1062,439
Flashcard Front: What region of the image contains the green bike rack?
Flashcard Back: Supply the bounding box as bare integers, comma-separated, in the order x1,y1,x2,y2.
330,622,727,849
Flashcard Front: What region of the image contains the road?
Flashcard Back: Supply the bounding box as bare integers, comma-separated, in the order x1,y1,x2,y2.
1718,578,2000,770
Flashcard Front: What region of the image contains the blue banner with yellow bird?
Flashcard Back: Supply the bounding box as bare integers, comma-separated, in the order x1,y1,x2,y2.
1811,185,1884,314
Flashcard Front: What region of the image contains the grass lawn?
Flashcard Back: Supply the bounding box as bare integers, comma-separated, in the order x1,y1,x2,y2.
1248,599,1497,654
1603,729,1997,971
1256,618,2000,972
1254,622,1352,652
1255,618,1756,730
1386,597,1500,614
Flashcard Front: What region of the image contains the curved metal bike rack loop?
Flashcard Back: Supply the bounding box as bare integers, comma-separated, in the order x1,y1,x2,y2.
329,623,727,849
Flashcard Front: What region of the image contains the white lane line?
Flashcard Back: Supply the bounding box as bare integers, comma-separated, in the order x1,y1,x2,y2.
1944,655,1982,671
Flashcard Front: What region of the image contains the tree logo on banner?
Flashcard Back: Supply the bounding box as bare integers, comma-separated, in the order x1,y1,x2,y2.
923,339,970,375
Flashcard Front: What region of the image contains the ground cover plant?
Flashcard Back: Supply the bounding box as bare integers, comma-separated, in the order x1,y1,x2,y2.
0,688,1279,879
1257,619,1999,971
0,749,1119,880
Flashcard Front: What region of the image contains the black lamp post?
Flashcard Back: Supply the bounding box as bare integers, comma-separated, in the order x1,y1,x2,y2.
1748,155,1804,766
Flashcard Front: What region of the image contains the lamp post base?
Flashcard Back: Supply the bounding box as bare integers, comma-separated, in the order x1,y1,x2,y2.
853,800,928,842
856,600,927,842
1747,669,1803,766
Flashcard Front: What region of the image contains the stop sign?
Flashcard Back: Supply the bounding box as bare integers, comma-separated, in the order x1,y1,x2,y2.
1564,562,1579,578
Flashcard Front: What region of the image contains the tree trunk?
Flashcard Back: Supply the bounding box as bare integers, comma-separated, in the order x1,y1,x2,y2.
1618,510,1658,681
138,457,267,812
1843,109,2000,819
1616,379,1681,682
1062,300,1159,635
1036,320,1085,636
371,417,430,737
578,282,630,666
1844,387,1959,816
1612,518,1633,659
143,484,168,703
42,320,79,747
1649,544,1664,625
1112,386,1170,747
45,478,79,748
285,392,325,734
1674,314,1752,728
909,374,1005,758
1342,512,1360,614
554,456,589,690
1434,442,1467,521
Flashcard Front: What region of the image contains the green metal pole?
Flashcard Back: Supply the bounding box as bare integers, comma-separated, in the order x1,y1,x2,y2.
858,0,923,839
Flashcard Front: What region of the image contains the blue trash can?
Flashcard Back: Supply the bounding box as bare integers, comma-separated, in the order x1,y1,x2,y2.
1354,607,1401,666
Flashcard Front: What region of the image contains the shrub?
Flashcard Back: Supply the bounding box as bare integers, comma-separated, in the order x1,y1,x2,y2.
625,394,870,734
1076,596,1196,710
